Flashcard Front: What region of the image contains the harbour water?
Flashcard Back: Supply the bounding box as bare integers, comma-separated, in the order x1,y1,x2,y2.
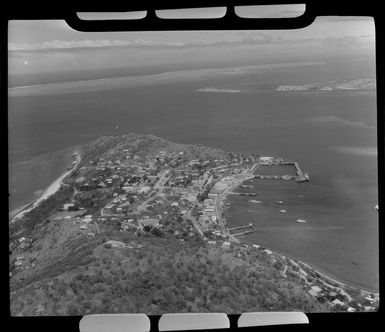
8,59,378,291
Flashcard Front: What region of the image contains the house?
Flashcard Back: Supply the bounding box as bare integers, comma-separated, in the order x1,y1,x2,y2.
310,285,322,293
222,241,231,249
63,203,75,210
259,156,274,165
139,218,160,228
80,225,87,230
332,299,345,306
105,240,127,248
138,186,151,194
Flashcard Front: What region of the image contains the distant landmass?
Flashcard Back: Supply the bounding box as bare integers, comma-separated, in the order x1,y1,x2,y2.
196,87,242,93
276,79,376,91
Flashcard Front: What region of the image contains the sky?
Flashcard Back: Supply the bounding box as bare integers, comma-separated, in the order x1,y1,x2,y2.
7,5,375,77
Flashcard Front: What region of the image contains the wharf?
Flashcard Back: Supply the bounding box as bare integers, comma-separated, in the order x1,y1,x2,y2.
228,224,257,236
254,161,309,182
229,192,257,196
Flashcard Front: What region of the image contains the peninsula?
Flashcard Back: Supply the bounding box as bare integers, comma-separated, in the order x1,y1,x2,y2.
9,133,379,315
276,78,376,91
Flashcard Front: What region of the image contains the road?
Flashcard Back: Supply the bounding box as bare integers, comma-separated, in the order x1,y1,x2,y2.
100,170,171,217
183,174,213,237
214,162,258,237
136,170,170,213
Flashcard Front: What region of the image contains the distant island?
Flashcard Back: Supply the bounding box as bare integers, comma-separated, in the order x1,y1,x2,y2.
276,78,376,91
9,133,378,315
196,87,242,93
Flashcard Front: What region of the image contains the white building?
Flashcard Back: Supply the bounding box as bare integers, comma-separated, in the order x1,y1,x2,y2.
259,156,274,164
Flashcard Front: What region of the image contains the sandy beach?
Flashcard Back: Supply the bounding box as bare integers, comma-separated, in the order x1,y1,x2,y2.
10,152,80,223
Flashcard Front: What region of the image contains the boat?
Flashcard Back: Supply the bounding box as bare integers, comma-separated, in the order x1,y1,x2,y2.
276,201,284,204
374,204,379,211
249,200,262,203
279,209,287,213
296,219,306,223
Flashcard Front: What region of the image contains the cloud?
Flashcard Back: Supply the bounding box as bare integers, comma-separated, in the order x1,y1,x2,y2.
333,146,377,156
307,116,373,129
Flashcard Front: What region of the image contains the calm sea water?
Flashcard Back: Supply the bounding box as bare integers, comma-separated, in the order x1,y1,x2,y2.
8,59,378,291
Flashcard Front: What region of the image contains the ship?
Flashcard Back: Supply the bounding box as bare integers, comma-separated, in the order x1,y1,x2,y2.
249,200,262,203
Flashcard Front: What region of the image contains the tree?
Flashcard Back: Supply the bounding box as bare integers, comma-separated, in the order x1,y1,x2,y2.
151,228,162,237
143,225,152,232
67,302,82,315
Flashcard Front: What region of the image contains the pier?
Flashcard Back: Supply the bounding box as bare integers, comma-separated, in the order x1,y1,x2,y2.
292,162,309,182
254,161,309,182
229,192,257,196
228,224,257,236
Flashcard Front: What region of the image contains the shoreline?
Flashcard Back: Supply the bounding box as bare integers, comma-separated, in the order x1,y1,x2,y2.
10,151,81,223
221,171,379,298
239,236,378,295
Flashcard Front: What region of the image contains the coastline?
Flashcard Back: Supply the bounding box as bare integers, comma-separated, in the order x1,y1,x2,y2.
10,151,81,223
239,236,378,295
221,173,379,298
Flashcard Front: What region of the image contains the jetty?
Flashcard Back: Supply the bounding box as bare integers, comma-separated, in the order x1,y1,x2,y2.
228,224,257,236
229,192,257,196
254,160,309,182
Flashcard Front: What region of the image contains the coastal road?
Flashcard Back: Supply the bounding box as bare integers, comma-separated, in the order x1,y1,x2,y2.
214,163,258,237
183,174,214,238
184,202,204,237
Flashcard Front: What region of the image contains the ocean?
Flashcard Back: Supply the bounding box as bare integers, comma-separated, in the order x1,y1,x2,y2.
8,58,378,291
